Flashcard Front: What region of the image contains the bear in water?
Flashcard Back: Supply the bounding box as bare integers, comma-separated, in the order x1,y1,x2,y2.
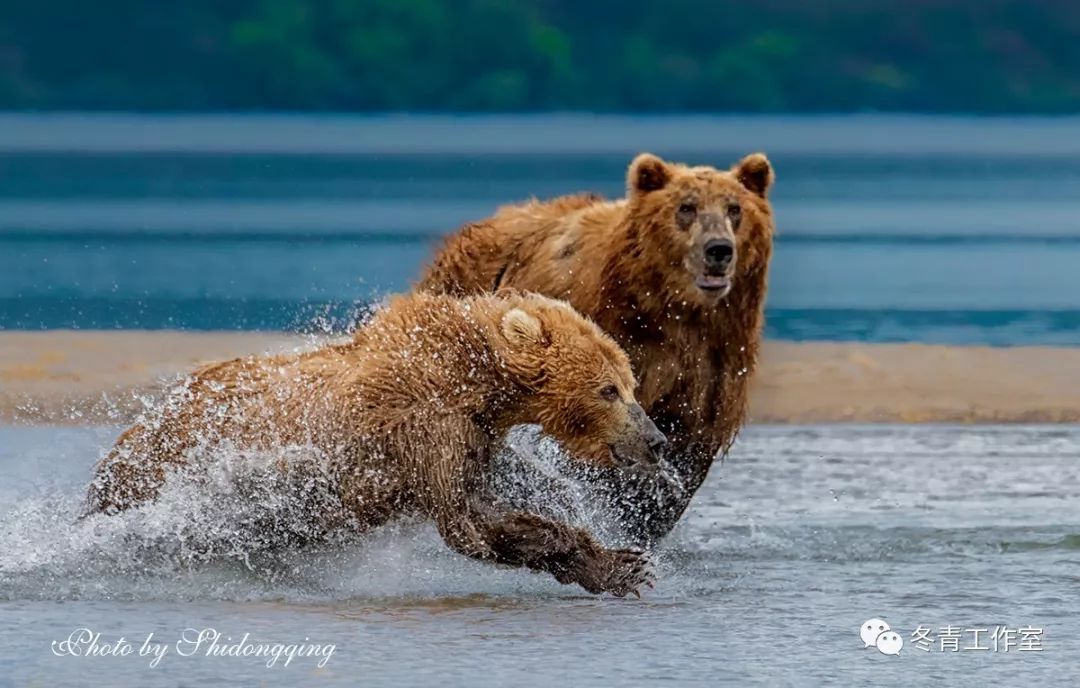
419,153,776,545
87,291,667,596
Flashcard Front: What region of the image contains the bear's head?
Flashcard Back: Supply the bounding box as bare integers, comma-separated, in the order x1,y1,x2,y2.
497,294,667,470
624,152,775,309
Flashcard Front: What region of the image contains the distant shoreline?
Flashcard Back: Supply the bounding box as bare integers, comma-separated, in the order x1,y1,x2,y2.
3,330,1078,426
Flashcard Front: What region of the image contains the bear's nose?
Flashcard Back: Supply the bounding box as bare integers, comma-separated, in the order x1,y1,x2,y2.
704,239,735,271
648,432,668,454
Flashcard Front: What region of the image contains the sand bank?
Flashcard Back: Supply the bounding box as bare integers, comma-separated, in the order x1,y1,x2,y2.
2,331,1079,425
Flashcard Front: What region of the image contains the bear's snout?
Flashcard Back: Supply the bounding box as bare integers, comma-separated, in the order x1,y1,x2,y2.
631,403,668,466
703,238,735,274
608,403,667,471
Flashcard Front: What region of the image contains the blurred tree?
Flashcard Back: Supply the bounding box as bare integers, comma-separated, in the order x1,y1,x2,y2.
0,0,1078,112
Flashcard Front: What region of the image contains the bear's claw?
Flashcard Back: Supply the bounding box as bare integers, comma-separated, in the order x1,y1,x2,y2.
578,547,654,597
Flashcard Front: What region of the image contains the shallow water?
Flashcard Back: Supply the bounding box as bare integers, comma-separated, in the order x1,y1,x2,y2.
2,424,1078,685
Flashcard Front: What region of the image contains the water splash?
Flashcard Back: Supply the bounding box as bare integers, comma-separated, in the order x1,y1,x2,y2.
0,426,662,603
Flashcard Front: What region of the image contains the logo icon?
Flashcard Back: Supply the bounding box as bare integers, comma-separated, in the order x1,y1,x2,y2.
861,618,903,655
875,630,903,655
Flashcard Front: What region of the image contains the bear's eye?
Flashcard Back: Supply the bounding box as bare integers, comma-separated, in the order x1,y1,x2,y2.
727,203,742,226
677,202,697,218
599,385,620,402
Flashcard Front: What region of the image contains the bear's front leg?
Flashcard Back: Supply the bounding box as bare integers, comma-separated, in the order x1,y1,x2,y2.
439,511,654,597
416,425,653,596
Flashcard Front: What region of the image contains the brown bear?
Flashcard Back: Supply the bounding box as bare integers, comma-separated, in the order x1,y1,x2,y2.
418,153,775,545
86,291,667,596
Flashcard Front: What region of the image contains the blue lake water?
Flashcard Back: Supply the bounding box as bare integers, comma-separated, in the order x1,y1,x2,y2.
2,114,1079,343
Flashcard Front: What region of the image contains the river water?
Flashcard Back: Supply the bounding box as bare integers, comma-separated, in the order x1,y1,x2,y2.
1,424,1077,685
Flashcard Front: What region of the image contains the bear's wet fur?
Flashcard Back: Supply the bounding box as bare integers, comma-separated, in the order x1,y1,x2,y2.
87,291,665,595
420,153,776,544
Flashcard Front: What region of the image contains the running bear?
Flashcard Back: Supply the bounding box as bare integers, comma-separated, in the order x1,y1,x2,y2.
86,292,666,596
419,153,776,544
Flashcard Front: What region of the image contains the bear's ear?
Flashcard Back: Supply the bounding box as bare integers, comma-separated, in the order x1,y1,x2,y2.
732,153,774,198
501,308,550,348
627,153,671,195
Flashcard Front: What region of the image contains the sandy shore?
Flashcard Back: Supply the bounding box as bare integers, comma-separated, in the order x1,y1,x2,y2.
2,330,1080,425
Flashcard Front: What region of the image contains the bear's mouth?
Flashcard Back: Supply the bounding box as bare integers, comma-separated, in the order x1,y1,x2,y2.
609,445,641,469
695,274,731,294
609,445,660,473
